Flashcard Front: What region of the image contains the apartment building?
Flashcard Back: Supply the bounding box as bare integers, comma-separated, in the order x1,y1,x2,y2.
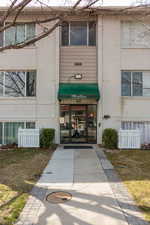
0,7,150,145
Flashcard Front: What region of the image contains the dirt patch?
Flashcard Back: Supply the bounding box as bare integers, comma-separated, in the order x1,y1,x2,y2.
0,147,56,225
105,150,150,223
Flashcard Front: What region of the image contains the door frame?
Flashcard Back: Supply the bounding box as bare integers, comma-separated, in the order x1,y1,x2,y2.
60,104,97,144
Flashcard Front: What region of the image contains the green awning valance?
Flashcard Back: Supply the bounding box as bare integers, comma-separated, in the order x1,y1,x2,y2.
58,83,100,101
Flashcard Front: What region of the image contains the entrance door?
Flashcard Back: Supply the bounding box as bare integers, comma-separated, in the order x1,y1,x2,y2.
70,105,87,143
60,105,97,144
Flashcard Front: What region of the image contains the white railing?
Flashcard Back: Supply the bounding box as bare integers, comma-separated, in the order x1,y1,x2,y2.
18,128,40,148
118,129,141,149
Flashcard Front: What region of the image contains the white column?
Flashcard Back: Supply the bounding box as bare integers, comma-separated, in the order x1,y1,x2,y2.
97,16,103,144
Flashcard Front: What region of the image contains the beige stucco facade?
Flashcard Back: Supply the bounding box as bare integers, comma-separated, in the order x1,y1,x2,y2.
0,22,60,143
1,10,150,144
97,15,150,143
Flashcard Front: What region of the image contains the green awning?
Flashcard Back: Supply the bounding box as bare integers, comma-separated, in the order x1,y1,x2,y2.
58,83,100,101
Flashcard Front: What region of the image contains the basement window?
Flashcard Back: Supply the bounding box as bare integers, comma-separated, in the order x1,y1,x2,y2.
0,121,35,145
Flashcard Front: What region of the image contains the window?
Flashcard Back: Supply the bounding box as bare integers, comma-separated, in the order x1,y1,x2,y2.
26,71,36,96
26,122,35,128
121,71,131,96
0,29,3,46
61,21,96,46
70,21,87,45
5,71,25,97
89,21,96,46
132,72,143,96
0,121,35,145
0,23,35,47
0,123,2,145
0,71,36,97
61,22,69,46
121,21,150,48
121,71,150,96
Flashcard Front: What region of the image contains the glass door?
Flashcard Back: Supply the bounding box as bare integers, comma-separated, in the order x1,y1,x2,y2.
60,104,97,144
60,105,70,144
70,105,87,143
87,105,97,143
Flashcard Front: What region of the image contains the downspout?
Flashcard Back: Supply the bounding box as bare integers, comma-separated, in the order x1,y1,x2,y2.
101,15,104,139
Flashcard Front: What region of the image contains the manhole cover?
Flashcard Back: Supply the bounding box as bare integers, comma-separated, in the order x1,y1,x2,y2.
46,191,72,204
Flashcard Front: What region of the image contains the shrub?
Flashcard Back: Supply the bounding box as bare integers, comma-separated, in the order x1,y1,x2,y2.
102,128,118,149
40,128,55,148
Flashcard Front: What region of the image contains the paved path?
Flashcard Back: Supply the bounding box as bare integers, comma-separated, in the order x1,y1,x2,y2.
16,145,149,225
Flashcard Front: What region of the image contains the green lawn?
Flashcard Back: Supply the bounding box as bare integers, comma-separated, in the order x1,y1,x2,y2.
105,150,150,223
0,147,55,225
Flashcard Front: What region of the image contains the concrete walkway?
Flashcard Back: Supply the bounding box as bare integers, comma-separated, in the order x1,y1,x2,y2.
16,145,148,225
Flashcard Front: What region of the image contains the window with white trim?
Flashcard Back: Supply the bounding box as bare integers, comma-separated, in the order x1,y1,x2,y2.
0,23,35,47
0,71,36,97
61,21,96,46
121,21,150,48
121,71,150,96
0,121,35,145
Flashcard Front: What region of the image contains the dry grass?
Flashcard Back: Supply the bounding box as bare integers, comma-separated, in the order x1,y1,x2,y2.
0,147,56,225
105,150,150,223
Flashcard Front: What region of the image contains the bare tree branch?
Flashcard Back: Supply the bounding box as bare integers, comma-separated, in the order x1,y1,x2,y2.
73,0,83,9
1,0,18,24
13,0,33,21
0,0,33,31
0,0,102,52
0,19,62,51
83,0,100,9
3,0,150,52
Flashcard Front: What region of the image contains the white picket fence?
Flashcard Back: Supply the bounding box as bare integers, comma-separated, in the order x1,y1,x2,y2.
18,128,40,148
122,121,150,144
118,129,141,149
